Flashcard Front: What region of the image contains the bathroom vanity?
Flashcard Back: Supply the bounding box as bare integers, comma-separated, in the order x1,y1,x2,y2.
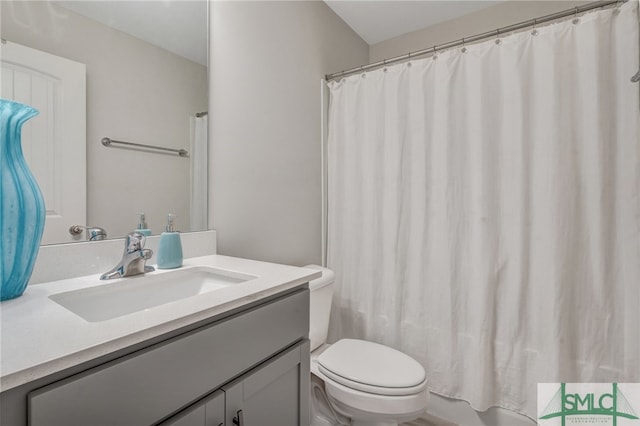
0,255,319,426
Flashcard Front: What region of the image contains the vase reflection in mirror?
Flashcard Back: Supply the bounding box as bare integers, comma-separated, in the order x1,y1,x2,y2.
0,98,45,301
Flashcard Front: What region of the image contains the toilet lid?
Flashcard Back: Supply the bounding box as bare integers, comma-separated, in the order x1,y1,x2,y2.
317,339,427,395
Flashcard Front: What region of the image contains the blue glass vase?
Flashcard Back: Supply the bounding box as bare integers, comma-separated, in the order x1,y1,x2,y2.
1,99,45,301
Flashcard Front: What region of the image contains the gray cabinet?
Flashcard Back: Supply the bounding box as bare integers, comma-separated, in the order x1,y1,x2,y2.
17,288,310,426
161,340,310,426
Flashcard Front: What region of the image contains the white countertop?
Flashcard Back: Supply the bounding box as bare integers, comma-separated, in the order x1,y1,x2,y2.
0,255,320,392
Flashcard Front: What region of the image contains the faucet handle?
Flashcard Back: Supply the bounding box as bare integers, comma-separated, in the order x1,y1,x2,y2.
141,249,153,260
125,232,146,253
126,232,154,271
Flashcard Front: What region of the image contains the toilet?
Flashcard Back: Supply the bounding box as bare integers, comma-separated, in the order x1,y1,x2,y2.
305,265,429,426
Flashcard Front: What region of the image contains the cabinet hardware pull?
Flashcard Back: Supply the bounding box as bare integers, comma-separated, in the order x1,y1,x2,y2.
232,410,244,426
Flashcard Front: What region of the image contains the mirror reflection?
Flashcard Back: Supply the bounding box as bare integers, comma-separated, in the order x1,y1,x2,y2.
0,1,208,245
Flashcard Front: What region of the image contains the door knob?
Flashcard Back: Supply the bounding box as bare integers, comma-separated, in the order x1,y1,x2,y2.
232,410,244,425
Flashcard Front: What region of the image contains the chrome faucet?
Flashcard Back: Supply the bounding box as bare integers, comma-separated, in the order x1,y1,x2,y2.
69,225,108,241
100,232,155,280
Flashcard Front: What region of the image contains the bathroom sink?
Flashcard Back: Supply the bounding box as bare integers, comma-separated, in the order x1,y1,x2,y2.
49,266,258,322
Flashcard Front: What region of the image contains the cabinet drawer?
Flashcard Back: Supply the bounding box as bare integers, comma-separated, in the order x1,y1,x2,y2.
29,289,309,426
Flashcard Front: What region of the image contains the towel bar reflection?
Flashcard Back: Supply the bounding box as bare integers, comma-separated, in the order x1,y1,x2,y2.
101,137,188,157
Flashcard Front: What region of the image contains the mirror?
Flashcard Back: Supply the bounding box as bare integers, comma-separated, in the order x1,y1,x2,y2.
0,1,208,244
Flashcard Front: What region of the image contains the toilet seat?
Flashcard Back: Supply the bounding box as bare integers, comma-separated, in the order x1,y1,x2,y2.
316,339,428,396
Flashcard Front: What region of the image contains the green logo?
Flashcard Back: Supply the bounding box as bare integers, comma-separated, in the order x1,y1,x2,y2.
539,383,639,426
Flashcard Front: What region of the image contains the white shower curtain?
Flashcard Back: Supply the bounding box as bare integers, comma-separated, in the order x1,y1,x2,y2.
190,115,208,231
327,2,639,419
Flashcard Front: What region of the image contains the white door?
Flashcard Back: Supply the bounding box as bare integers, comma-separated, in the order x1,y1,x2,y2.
1,40,86,244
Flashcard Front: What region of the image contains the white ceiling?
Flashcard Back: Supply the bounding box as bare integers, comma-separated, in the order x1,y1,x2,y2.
53,1,208,66
52,1,502,65
324,1,503,45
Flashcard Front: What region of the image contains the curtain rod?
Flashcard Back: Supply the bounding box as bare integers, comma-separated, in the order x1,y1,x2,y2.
325,0,626,81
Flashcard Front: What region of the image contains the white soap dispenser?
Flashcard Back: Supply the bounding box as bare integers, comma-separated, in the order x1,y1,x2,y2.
157,214,183,269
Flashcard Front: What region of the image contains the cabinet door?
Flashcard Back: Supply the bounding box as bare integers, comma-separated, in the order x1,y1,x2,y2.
223,340,310,426
160,390,225,426
204,391,226,426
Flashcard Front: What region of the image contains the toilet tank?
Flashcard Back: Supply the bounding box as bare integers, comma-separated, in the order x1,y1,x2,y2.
304,265,335,351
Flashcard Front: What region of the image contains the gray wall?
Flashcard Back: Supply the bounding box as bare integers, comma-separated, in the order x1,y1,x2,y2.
209,1,368,266
370,1,589,61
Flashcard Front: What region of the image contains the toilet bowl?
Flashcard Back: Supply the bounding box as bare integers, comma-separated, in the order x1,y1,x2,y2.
305,265,428,426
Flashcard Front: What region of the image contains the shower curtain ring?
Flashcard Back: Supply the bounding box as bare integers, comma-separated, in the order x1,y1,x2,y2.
495,29,501,45
573,7,580,24
532,19,538,35
407,51,413,67
461,38,467,53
